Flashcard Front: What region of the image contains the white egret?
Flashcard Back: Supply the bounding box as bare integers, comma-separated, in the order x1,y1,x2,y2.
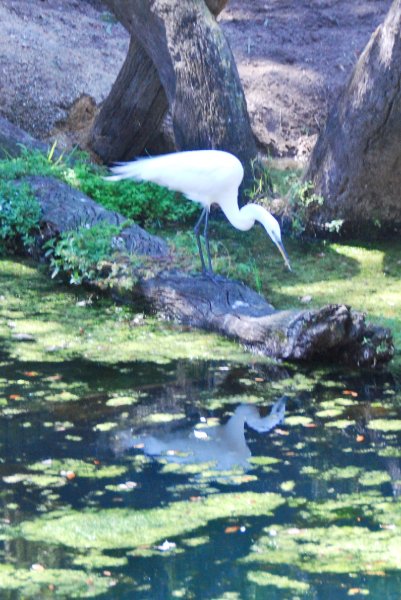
106,150,291,273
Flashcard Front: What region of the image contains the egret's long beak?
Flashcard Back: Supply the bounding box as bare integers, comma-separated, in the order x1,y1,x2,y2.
276,240,292,271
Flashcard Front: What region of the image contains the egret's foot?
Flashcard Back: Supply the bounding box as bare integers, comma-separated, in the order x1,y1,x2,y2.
200,269,227,283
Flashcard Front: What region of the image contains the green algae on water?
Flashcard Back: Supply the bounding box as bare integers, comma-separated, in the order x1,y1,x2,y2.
0,258,269,365
0,564,111,598
242,524,401,574
15,492,285,551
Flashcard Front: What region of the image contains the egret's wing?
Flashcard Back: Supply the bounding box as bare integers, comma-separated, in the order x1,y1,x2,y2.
105,150,243,207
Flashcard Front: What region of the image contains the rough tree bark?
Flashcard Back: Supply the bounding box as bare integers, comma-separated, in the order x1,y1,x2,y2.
92,0,257,177
89,35,169,163
305,0,401,234
135,273,393,367
24,176,168,258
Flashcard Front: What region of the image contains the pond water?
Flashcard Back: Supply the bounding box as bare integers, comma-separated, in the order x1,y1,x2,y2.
1,351,401,599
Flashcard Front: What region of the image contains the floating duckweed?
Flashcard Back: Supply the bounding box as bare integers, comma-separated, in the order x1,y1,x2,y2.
212,394,262,407
368,419,401,432
171,587,189,598
315,408,344,418
55,391,79,402
319,466,362,481
182,535,210,547
93,422,118,432
378,447,401,458
73,551,128,568
242,524,401,573
3,473,65,488
334,398,357,406
285,415,314,427
299,491,382,523
0,259,266,365
145,412,186,424
249,456,281,466
28,459,127,479
104,483,136,493
358,470,391,487
300,466,319,476
214,473,258,485
64,434,82,442
0,564,110,597
280,480,296,492
106,395,139,407
247,570,310,592
16,492,285,551
160,462,214,476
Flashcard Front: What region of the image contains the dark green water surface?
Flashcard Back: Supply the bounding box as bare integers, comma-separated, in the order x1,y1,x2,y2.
1,353,400,599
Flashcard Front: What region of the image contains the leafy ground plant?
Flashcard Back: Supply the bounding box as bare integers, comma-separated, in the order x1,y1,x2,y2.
0,180,41,252
45,222,122,285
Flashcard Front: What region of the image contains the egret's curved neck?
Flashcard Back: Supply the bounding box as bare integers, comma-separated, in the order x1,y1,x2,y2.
219,200,266,232
219,196,260,231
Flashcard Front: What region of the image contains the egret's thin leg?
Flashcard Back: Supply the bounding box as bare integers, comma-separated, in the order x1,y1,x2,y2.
203,210,213,273
193,208,207,273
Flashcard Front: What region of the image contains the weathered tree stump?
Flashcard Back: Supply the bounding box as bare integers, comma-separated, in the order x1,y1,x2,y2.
89,35,169,163
94,0,257,182
305,0,401,234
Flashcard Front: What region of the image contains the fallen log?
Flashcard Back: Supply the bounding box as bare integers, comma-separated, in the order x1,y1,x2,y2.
23,175,168,258
134,271,393,367
0,115,52,159
21,175,393,368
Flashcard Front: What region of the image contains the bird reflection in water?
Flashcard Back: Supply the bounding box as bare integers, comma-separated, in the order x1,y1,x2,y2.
114,397,286,471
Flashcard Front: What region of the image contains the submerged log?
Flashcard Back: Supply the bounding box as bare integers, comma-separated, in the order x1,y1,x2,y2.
11,174,394,368
134,272,394,368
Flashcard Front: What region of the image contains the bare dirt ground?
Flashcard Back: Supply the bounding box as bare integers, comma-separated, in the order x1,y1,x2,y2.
0,0,392,162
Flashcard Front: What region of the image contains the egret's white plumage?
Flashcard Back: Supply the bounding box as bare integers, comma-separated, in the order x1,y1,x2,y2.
107,150,291,272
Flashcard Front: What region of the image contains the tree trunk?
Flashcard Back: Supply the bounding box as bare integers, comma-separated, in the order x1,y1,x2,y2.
94,0,257,179
304,0,401,234
89,36,168,163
